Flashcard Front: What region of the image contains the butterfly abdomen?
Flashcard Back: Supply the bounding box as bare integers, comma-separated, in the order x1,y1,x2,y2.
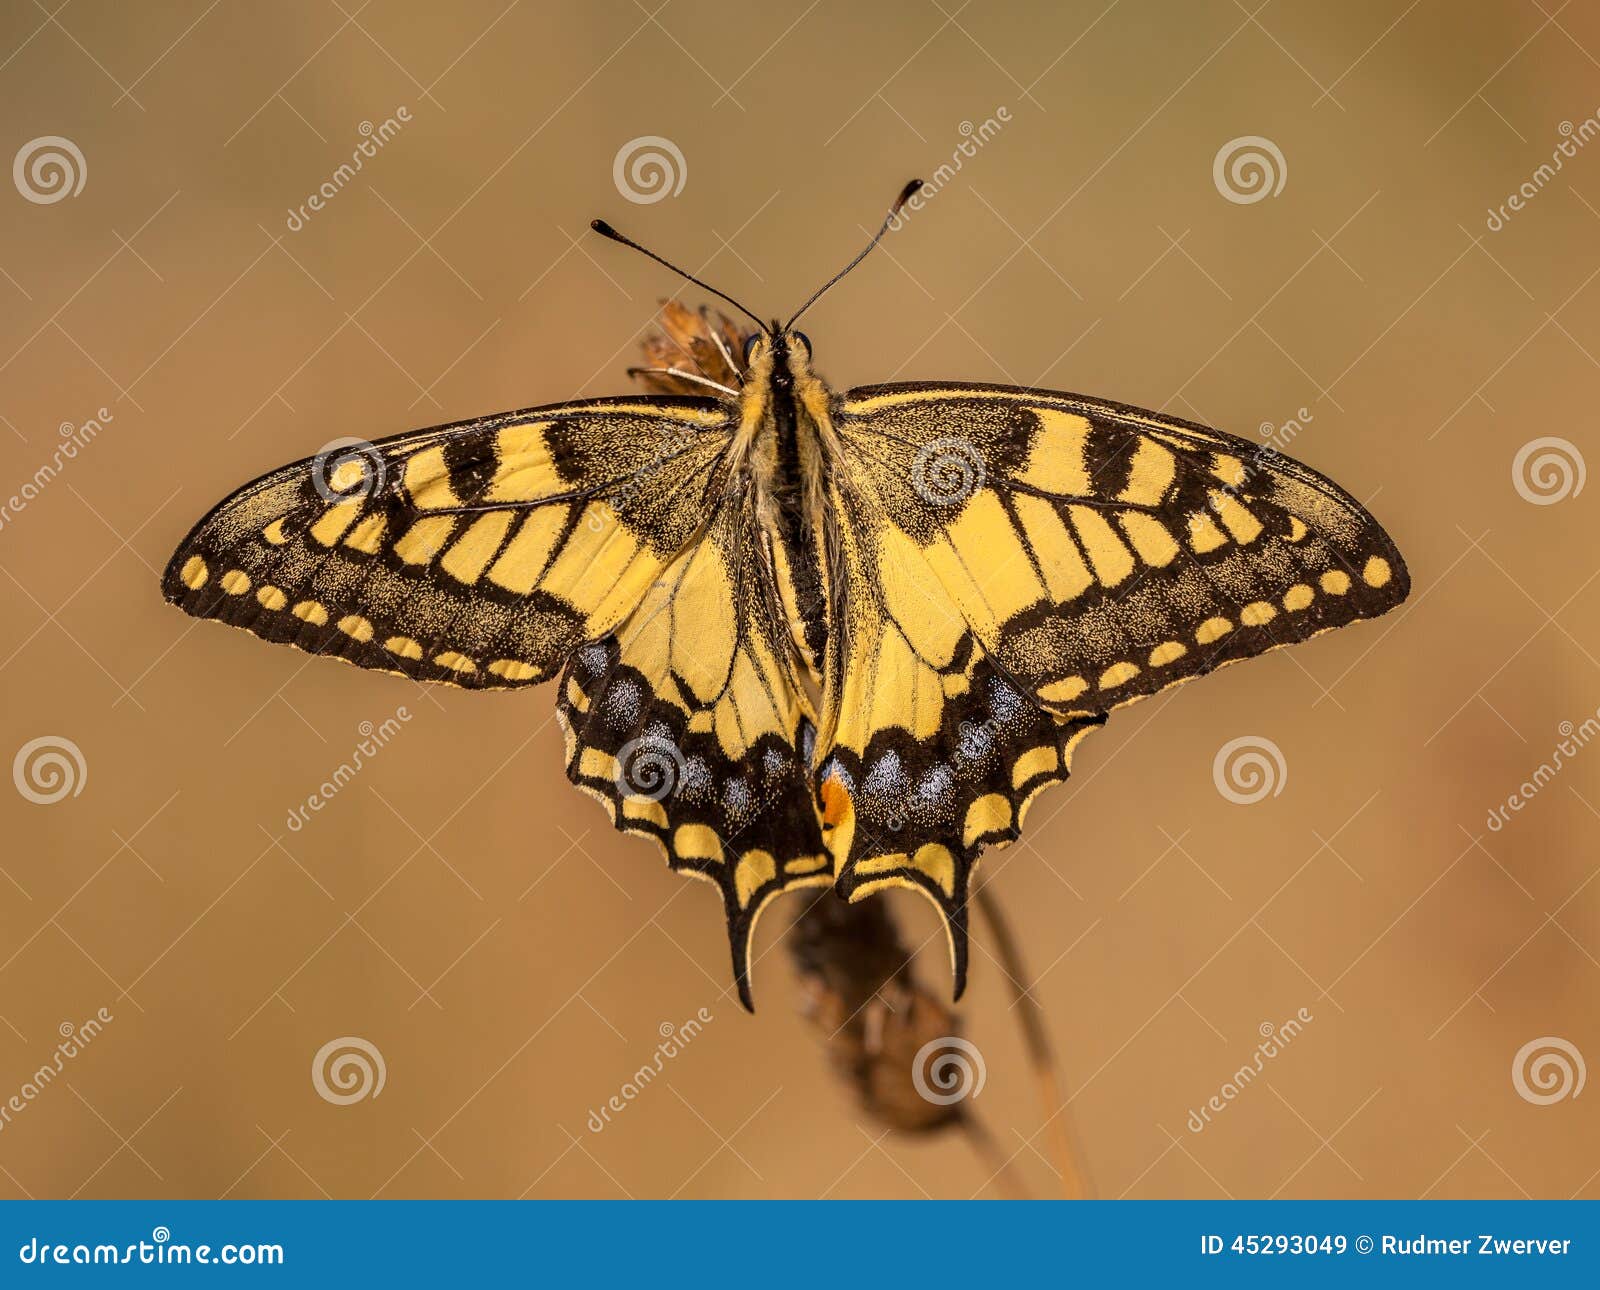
763,393,830,677
780,526,828,675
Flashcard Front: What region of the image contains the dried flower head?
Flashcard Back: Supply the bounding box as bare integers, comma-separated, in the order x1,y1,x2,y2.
631,300,750,396
788,894,965,1134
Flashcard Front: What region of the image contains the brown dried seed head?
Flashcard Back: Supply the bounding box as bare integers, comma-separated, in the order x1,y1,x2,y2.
634,300,753,395
790,895,965,1134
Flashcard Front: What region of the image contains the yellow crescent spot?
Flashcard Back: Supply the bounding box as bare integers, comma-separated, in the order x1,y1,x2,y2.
488,658,540,681
1320,570,1351,595
961,800,1010,851
255,585,287,611
337,614,374,642
384,636,423,659
734,851,777,908
434,650,477,673
292,600,328,625
1363,556,1392,588
1196,617,1232,644
911,842,957,897
179,555,208,589
1149,640,1187,667
1282,584,1314,611
565,677,589,713
1098,660,1140,689
220,569,251,595
1011,745,1059,788
1240,601,1277,627
674,824,724,863
262,518,290,545
1038,675,1088,704
622,796,667,828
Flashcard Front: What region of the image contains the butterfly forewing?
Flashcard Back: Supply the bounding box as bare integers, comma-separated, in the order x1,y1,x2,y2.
162,398,730,687
831,383,1408,715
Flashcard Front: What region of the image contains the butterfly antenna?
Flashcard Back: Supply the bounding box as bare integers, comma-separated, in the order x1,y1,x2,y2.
784,179,924,330
590,219,768,333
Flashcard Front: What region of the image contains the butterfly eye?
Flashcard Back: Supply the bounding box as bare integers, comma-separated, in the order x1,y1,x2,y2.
791,331,813,357
742,334,763,364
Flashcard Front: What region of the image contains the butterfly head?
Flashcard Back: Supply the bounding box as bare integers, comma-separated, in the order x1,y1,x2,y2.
742,328,816,394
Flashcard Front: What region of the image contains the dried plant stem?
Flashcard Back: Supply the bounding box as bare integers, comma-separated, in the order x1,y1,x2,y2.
958,1110,1030,1199
974,882,1096,1199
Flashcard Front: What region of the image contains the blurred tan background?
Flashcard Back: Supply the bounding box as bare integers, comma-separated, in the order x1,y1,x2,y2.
1,0,1596,1200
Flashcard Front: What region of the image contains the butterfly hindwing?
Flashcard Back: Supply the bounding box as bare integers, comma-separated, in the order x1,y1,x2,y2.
162,397,731,688
813,438,1109,994
558,493,829,1007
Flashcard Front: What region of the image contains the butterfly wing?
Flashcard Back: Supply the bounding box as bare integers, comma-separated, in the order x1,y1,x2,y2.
164,395,825,1006
558,491,830,1008
816,381,1409,992
162,397,731,687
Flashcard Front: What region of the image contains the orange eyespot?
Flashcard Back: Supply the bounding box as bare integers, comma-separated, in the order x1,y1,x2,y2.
820,776,853,828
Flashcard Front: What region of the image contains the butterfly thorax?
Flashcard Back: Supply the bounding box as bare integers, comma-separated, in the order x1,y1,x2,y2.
735,333,835,683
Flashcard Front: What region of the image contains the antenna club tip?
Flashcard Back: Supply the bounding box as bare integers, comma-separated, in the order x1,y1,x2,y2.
895,178,925,208
591,218,619,238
